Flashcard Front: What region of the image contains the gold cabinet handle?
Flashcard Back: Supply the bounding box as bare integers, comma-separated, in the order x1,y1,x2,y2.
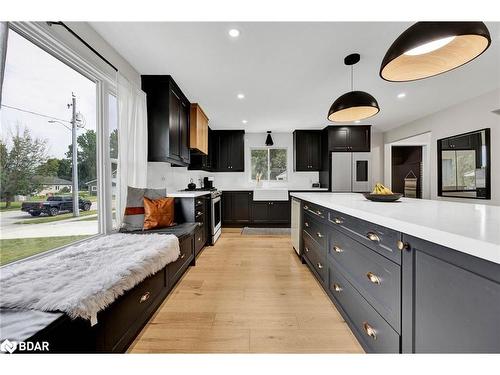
180,253,185,259
198,237,202,241
366,272,381,285
139,292,150,304
397,240,408,250
316,210,322,216
333,245,343,253
333,283,342,292
304,205,309,210
366,232,380,242
317,232,324,238
333,217,343,224
304,247,309,253
363,322,377,340
317,262,323,269
304,222,310,227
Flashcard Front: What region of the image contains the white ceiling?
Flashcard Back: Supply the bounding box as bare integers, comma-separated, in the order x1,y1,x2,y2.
90,22,500,133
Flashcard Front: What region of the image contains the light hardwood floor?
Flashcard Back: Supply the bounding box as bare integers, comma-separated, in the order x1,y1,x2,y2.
128,228,363,353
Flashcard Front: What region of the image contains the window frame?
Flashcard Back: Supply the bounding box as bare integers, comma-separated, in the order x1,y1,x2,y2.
250,146,288,182
1,22,118,267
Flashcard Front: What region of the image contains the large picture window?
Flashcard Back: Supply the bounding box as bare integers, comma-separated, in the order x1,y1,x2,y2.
251,148,288,181
0,24,117,265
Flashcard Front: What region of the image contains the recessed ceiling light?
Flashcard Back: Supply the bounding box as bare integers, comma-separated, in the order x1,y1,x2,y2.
237,93,245,99
397,92,406,99
228,29,240,38
242,120,248,124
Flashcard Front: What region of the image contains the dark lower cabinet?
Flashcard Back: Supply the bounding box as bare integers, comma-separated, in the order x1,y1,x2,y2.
222,191,252,224
298,198,500,354
401,235,500,353
222,191,291,226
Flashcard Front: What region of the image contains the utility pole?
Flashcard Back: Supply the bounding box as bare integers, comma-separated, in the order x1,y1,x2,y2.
70,93,79,217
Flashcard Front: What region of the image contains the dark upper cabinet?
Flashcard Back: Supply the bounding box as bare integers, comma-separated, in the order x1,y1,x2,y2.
327,125,371,152
213,130,245,172
293,130,322,171
142,75,190,166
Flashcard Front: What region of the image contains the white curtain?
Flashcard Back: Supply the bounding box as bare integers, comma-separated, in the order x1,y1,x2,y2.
117,72,148,227
0,22,9,105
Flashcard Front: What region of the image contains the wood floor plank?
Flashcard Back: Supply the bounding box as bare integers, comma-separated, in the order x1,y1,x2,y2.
128,231,363,353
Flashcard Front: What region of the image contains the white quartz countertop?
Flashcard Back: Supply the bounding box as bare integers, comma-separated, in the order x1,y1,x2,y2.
220,187,329,191
167,191,211,198
290,192,500,265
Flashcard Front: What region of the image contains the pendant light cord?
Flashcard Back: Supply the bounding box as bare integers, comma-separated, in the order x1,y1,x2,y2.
351,65,354,91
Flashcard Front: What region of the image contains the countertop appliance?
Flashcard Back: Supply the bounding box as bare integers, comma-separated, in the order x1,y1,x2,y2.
203,176,214,190
331,152,372,192
291,197,301,255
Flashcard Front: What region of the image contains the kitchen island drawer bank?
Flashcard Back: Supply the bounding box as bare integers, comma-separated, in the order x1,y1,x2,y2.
291,192,500,353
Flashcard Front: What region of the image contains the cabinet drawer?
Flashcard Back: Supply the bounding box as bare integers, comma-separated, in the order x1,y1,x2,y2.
328,261,400,353
302,201,326,221
168,235,193,286
303,212,327,249
194,226,205,256
328,227,401,331
303,231,327,283
327,209,401,264
103,268,165,350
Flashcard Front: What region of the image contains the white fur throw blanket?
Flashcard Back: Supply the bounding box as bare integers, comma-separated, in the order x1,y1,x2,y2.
0,233,179,325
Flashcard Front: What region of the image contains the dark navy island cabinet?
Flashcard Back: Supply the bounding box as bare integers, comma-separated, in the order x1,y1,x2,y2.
298,199,500,354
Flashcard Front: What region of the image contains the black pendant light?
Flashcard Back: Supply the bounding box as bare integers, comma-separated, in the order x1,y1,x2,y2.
328,53,380,123
265,131,274,146
380,22,491,82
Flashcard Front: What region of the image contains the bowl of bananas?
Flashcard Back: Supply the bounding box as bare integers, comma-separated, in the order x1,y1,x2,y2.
363,183,403,202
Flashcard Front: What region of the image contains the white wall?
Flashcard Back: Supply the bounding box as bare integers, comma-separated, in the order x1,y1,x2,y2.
148,132,321,191
383,89,500,205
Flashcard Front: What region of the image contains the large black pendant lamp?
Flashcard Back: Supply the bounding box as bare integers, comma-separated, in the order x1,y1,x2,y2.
328,53,380,123
380,22,491,82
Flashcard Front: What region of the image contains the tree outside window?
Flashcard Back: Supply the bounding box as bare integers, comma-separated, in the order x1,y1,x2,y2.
251,148,287,181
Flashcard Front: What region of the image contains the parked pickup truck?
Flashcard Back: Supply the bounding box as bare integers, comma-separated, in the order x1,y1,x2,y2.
21,196,92,217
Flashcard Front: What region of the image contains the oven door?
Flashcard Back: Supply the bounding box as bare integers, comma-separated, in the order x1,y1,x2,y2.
211,196,222,236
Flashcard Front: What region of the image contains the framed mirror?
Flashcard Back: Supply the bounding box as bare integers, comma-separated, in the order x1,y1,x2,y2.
437,128,491,199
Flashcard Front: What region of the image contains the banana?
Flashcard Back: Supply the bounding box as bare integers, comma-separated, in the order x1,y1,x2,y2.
372,183,393,195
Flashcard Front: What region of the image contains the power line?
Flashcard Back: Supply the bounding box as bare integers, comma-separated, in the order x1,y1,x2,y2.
0,103,71,124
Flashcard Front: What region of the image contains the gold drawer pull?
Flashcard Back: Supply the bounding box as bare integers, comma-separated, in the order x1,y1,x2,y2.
196,200,202,205
316,210,322,216
139,292,150,304
366,232,380,242
180,253,185,259
305,222,310,227
333,283,342,292
366,272,381,285
317,232,324,238
397,240,408,250
198,237,202,241
333,217,343,224
304,247,309,253
317,262,323,269
333,245,343,253
304,205,309,210
363,322,377,340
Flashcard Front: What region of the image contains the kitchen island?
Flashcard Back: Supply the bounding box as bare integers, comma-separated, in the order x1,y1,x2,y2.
290,192,500,353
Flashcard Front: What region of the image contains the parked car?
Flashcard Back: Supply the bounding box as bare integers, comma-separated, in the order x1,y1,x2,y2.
21,196,92,216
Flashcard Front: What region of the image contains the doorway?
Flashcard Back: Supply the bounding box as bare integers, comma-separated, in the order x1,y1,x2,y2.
391,146,423,198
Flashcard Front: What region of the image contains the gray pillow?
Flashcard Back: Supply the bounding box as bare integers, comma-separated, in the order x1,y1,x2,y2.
121,187,167,231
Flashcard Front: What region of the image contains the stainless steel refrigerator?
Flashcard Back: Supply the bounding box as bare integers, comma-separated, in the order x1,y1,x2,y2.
331,152,372,192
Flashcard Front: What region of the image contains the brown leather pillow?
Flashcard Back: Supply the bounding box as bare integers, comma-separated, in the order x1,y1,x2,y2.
143,196,175,230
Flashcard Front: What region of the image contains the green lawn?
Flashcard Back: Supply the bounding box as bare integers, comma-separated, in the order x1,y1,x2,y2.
0,235,91,266
14,210,97,225
0,201,23,211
